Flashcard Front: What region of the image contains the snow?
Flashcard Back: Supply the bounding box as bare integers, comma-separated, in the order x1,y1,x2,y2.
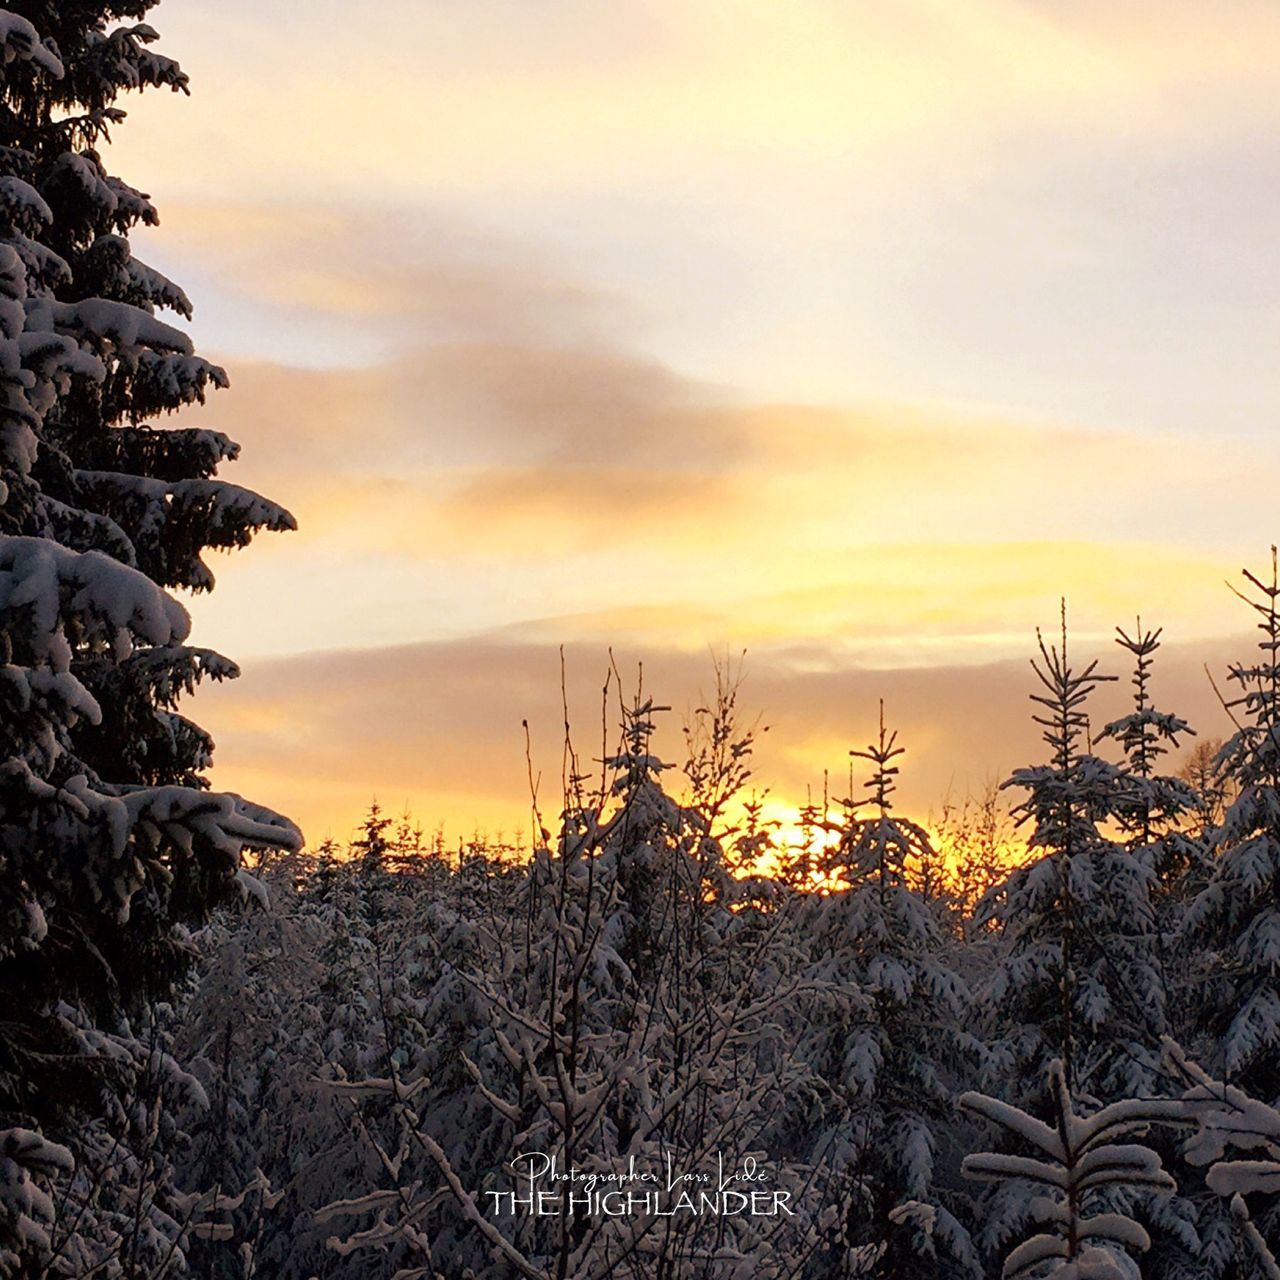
121,786,303,862
0,1127,74,1266
235,868,271,908
8,232,72,295
0,11,64,78
76,471,298,542
103,175,159,229
84,234,194,317
962,1060,1179,1278
0,16,307,1271
24,666,104,725
0,177,51,235
0,242,26,342
84,21,189,96
0,535,191,664
30,296,194,355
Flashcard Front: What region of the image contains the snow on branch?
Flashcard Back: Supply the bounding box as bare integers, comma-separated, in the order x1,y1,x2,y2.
0,177,52,237
84,21,190,96
0,11,64,78
0,1128,74,1269
1164,1037,1280,1276
31,295,193,356
76,424,239,482
119,785,303,863
81,234,193,318
961,1060,1180,1279
0,535,190,665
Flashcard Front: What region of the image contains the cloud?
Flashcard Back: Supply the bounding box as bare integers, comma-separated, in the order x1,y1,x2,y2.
115,3,1280,444
84,4,1280,845
147,200,1280,673
189,331,1278,573
119,196,1278,707
206,344,732,475
142,204,631,353
200,625,1250,847
120,0,1280,206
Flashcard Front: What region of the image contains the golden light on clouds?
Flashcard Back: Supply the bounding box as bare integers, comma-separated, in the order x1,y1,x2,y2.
90,1,1280,843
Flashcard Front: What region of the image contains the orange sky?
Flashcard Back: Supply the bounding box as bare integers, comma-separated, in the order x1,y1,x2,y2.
100,0,1280,845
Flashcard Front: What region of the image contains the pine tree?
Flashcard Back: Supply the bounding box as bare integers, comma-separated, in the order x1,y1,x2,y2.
1184,552,1280,1100
983,608,1157,1104
802,705,980,1278
0,4,298,1267
1099,623,1201,936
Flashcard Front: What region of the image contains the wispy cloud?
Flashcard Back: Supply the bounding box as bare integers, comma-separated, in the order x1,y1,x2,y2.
200,627,1248,845
159,201,1279,683
101,5,1280,841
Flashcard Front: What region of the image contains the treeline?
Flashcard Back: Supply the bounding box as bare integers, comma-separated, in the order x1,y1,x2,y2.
15,561,1280,1278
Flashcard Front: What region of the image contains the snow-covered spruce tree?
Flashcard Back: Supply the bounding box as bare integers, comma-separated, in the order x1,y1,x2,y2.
1082,620,1200,1093
1094,624,1223,1280
800,705,980,1278
1183,552,1280,1104
961,1059,1182,1280
979,612,1203,1272
0,4,298,1268
173,820,469,1280
1098,623,1201,958
984,610,1158,1103
173,845,328,1280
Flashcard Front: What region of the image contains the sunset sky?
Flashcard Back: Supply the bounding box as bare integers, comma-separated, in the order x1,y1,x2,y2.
111,0,1280,844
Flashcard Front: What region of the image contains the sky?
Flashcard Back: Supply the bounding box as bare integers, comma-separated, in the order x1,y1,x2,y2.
107,0,1280,845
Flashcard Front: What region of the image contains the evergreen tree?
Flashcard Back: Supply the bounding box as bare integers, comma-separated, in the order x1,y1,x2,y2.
982,613,1211,1278
802,705,980,1278
1091,623,1219,1280
0,3,297,1267
983,609,1183,1101
316,694,821,1279
1099,623,1201,936
1184,551,1280,1099
1169,1036,1280,1278
961,1060,1181,1280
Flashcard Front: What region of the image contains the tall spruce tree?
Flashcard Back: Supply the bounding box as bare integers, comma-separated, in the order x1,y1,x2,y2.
1099,623,1201,940
1184,552,1280,1101
983,610,1130,1104
1078,621,1198,1098
802,705,980,1278
0,4,298,1266
1096,624,1210,1280
982,612,1202,1276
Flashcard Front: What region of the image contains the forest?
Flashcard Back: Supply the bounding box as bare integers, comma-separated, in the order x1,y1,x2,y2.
5,3,1280,1279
